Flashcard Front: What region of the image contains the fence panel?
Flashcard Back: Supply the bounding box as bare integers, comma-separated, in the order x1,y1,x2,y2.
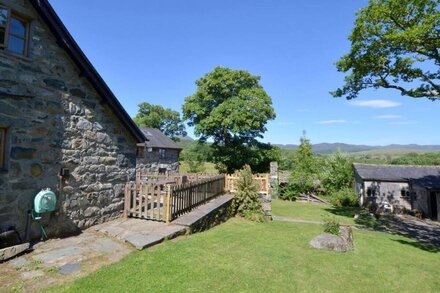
170,175,225,220
124,182,170,221
225,173,269,194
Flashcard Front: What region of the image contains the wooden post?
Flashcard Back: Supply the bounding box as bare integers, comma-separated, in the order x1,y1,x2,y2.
165,185,172,224
124,183,129,218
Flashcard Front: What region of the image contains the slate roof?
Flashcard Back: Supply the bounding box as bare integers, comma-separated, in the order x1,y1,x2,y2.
29,0,146,143
353,163,440,189
139,128,183,150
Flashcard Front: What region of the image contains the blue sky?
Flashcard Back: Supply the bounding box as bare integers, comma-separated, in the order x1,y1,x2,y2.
50,0,440,146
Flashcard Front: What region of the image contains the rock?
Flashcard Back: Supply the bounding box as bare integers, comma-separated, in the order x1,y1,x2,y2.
339,225,354,250
30,163,43,177
310,226,354,252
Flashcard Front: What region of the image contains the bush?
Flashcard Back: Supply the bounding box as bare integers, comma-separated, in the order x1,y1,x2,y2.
322,215,340,235
231,165,265,222
331,188,358,207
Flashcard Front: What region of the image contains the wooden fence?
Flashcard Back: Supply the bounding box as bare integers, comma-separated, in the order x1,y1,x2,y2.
125,175,225,223
225,173,270,195
170,175,225,221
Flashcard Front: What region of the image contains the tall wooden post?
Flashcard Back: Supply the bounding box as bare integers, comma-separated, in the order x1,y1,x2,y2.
165,185,172,224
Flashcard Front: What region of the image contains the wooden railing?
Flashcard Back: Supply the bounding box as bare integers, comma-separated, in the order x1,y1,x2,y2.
125,175,225,223
225,173,270,195
169,175,225,221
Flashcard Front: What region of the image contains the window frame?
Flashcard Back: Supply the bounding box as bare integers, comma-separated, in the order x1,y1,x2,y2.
159,148,166,159
0,6,30,56
0,6,10,48
8,13,29,55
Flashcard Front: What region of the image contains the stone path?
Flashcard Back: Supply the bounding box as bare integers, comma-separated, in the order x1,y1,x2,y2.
0,194,233,292
0,229,132,292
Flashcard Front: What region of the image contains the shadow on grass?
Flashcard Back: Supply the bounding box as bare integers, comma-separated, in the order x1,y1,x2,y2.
326,205,440,252
324,207,385,229
391,239,440,253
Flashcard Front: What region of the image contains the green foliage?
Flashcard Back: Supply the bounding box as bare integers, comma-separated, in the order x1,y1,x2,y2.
330,188,359,208
320,151,354,194
182,66,276,173
322,215,340,235
179,140,214,173
333,0,440,100
231,165,265,222
280,132,321,199
134,102,187,140
390,152,440,165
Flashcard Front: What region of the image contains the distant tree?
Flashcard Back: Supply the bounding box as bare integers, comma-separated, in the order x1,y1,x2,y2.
182,66,276,173
280,132,320,200
134,102,187,140
333,0,440,100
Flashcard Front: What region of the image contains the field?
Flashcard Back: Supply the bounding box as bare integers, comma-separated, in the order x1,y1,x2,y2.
48,202,440,292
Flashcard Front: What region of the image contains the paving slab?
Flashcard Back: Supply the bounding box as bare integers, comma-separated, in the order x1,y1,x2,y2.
95,218,187,250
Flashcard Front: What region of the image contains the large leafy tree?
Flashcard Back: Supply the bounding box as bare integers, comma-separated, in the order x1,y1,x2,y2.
134,102,187,140
333,0,440,100
182,66,276,173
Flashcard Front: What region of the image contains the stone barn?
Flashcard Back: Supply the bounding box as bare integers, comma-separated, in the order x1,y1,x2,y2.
353,163,440,221
136,128,182,174
0,0,147,239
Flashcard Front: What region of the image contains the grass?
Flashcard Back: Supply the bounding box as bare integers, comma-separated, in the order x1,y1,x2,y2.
47,217,440,293
179,161,218,174
272,200,359,225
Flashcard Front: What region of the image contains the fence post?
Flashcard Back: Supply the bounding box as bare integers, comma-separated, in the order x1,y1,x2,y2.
124,183,129,218
165,185,172,224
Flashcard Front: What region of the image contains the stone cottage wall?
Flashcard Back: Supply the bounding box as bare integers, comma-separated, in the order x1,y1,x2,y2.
363,181,411,210
136,149,180,173
0,0,137,238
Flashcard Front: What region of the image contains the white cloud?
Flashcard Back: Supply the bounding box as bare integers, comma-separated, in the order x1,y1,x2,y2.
317,120,348,124
373,114,402,119
388,121,418,125
350,99,401,108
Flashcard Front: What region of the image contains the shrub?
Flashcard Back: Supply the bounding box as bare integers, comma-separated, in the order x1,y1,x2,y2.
331,188,358,207
414,209,423,219
322,215,340,235
231,165,265,222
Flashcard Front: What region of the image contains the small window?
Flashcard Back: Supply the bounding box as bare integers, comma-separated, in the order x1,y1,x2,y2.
0,6,30,56
159,149,166,158
0,128,6,169
401,188,410,198
136,146,145,158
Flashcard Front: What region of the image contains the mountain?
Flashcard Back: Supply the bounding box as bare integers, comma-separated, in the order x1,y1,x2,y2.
275,143,440,154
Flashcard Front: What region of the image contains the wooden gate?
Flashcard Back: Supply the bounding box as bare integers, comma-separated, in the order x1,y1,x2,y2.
124,182,170,221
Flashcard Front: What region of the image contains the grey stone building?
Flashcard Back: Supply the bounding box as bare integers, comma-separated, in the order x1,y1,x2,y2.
353,163,440,220
0,0,147,239
136,128,182,173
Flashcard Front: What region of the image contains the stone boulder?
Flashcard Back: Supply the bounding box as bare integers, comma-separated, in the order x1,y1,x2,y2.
310,225,354,252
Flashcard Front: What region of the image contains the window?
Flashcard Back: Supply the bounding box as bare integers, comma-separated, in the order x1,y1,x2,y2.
0,128,6,169
0,6,29,56
136,146,145,158
400,187,410,198
159,149,166,158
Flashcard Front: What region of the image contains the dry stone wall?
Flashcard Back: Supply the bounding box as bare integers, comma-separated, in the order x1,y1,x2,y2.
0,0,137,239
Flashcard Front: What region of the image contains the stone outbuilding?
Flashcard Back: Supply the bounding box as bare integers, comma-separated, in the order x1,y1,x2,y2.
353,163,440,220
0,0,147,239
136,128,182,174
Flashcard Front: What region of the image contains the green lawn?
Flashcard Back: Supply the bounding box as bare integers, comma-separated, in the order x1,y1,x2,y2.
48,218,440,292
272,199,360,225
179,161,218,174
